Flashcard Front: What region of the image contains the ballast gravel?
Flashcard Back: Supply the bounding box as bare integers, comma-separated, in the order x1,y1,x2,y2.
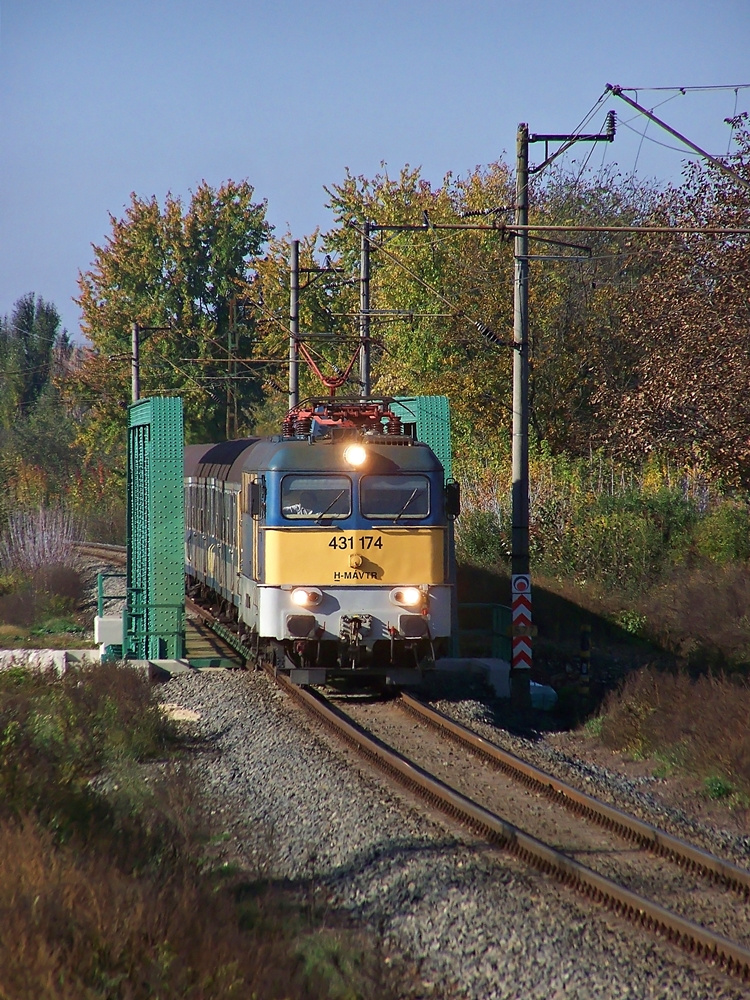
162,670,749,1000
432,694,750,871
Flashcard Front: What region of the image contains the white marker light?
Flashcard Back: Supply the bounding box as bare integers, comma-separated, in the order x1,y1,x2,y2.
291,587,322,607
390,586,422,607
344,444,367,467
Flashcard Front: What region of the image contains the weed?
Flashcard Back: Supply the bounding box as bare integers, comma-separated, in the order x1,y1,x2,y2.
583,715,604,738
30,616,84,636
297,931,368,1000
704,774,734,800
616,610,648,637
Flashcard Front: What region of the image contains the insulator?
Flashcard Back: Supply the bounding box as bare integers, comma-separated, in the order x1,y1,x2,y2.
476,320,504,346
606,110,617,139
294,416,312,437
282,415,295,437
386,414,402,435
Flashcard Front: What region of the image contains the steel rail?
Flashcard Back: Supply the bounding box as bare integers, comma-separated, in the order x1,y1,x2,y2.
272,675,750,982
75,542,127,565
399,693,750,896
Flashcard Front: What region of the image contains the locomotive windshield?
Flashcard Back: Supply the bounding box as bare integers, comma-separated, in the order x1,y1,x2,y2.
361,475,430,519
281,475,351,519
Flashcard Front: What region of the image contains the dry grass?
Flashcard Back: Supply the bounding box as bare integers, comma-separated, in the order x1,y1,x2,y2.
637,563,750,671
0,819,252,1000
0,664,422,1000
598,667,750,797
0,816,411,999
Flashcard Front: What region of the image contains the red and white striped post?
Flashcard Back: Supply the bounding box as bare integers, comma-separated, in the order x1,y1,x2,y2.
511,573,532,674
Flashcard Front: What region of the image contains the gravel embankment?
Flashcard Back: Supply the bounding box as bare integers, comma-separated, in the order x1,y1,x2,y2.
429,690,750,871
161,669,750,1000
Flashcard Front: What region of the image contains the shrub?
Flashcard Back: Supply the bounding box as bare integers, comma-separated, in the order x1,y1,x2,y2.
0,663,176,832
0,589,37,627
0,507,81,578
599,667,750,796
560,504,663,589
455,509,508,566
693,499,750,564
0,664,417,1000
643,563,750,670
33,563,84,615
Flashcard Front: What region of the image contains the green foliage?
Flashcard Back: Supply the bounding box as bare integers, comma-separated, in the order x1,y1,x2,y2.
30,616,84,637
456,509,508,566
0,296,80,519
457,449,706,591
704,774,734,800
0,664,175,830
616,610,648,636
583,714,604,738
0,293,70,424
693,499,750,564
72,179,271,457
553,502,663,589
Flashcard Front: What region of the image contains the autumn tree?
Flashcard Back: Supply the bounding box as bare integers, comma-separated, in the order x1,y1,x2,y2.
0,295,79,517
525,167,662,453
592,119,750,485
259,161,660,462
71,180,271,457
322,163,516,433
0,294,71,424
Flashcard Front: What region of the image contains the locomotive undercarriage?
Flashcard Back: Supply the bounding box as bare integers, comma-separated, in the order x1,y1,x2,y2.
186,575,440,685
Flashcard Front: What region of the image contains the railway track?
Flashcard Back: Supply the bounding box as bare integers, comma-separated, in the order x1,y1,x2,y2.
270,677,750,985
75,543,750,983
76,541,127,566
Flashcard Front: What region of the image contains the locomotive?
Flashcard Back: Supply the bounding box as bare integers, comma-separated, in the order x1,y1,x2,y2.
184,398,459,684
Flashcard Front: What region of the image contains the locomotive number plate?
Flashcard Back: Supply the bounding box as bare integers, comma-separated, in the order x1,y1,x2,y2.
328,534,383,551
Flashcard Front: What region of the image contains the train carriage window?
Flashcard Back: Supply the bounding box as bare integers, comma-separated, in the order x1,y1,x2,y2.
281,475,351,519
361,475,430,519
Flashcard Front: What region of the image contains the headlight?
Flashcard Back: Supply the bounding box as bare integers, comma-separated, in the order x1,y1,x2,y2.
291,587,322,607
343,444,367,467
389,586,422,607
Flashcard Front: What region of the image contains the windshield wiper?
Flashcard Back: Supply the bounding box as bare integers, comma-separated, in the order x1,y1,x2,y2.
393,488,419,523
315,489,347,523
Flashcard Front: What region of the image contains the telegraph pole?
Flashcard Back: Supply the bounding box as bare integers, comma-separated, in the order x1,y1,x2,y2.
289,239,300,410
511,125,532,709
360,221,371,397
511,113,616,710
131,322,140,402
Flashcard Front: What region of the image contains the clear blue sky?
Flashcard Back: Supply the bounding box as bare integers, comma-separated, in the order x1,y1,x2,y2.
1,0,747,340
